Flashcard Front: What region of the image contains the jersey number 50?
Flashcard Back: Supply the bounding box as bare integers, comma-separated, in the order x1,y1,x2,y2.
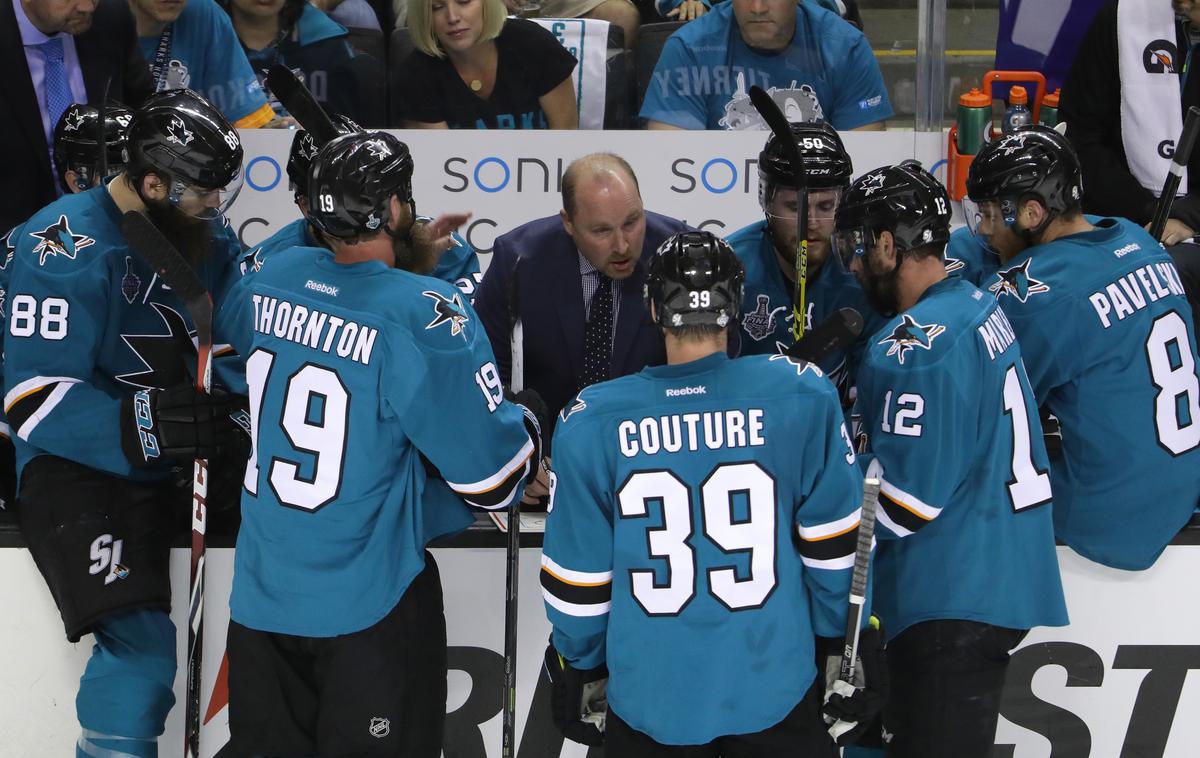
618,463,777,616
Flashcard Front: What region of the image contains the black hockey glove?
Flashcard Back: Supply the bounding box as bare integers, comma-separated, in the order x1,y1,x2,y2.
121,383,236,467
817,621,887,746
205,398,252,515
506,387,549,455
542,640,608,746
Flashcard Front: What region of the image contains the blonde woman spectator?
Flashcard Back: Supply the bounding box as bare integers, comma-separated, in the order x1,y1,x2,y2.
396,0,640,49
395,0,578,129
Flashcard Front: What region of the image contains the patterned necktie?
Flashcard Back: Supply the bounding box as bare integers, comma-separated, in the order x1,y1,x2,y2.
40,37,72,192
581,273,614,389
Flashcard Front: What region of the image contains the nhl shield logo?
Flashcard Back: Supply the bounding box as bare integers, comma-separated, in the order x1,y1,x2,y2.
742,294,787,342
369,717,390,738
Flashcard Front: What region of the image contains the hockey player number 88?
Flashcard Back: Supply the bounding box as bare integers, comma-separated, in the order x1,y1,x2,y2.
244,349,350,511
617,463,777,616
9,295,69,340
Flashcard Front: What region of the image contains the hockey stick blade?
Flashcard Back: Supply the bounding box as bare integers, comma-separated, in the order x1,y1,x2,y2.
265,64,339,144
840,477,880,684
1150,106,1200,240
748,86,801,169
787,308,865,364
120,211,212,324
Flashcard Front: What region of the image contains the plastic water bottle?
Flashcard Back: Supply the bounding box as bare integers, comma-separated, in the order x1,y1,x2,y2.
956,87,991,155
1003,86,1033,133
1039,88,1061,128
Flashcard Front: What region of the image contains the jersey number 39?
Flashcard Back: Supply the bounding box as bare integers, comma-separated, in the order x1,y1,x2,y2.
618,463,777,616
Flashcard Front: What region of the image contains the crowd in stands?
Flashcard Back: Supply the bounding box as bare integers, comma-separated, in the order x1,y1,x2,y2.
2,0,883,150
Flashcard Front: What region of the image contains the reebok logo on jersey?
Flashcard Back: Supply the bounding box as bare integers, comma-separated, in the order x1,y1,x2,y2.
28,215,93,266
878,314,945,365
1114,242,1141,258
305,280,339,297
665,386,707,397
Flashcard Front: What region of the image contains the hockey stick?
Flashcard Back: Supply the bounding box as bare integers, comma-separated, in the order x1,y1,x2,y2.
1149,106,1200,241
787,307,865,365
502,256,523,758
264,64,339,144
841,477,880,684
96,77,111,182
119,211,213,758
749,85,809,341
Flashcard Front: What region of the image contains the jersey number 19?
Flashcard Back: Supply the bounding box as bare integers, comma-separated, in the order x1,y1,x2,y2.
244,349,350,512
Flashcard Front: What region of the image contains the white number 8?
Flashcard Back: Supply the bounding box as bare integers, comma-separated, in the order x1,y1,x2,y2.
223,130,240,150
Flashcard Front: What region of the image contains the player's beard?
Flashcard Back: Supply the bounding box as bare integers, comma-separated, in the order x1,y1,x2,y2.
861,257,903,317
142,196,213,268
392,222,440,275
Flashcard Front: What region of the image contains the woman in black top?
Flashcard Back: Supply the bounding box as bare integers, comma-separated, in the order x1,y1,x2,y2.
397,0,579,129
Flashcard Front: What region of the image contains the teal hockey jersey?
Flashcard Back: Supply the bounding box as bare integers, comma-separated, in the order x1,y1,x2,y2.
987,217,1200,570
857,277,1068,639
944,227,999,287
726,220,884,390
231,247,534,636
542,351,863,745
3,186,245,480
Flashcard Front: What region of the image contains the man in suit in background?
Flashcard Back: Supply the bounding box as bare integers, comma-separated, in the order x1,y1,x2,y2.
475,152,690,501
0,0,153,231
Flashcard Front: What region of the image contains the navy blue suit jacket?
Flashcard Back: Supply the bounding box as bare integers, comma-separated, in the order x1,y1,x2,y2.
475,210,691,432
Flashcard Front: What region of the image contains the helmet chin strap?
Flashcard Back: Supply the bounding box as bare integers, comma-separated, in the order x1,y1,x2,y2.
1013,208,1056,247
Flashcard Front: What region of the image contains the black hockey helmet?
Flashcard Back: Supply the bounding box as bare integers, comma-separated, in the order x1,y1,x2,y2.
832,160,952,266
126,89,244,217
307,131,415,240
758,121,853,208
964,124,1083,234
286,113,362,198
644,231,745,329
53,102,133,193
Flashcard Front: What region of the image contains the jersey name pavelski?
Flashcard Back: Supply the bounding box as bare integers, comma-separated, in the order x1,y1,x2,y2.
250,293,378,366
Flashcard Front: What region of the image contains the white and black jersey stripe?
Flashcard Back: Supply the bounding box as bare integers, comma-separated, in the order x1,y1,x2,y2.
796,508,864,570
445,437,536,510
540,554,612,617
4,376,81,441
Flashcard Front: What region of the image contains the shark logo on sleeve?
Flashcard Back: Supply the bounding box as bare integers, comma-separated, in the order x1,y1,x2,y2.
878,314,946,365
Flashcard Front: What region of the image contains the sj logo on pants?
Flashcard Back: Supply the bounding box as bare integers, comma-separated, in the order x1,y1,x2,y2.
88,533,129,586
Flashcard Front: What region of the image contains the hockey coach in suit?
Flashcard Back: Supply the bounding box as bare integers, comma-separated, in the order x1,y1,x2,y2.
476,152,692,431
0,0,154,231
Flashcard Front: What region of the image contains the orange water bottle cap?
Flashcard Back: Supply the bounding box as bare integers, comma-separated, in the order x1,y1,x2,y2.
959,87,990,107
1043,88,1061,107
1010,86,1029,105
